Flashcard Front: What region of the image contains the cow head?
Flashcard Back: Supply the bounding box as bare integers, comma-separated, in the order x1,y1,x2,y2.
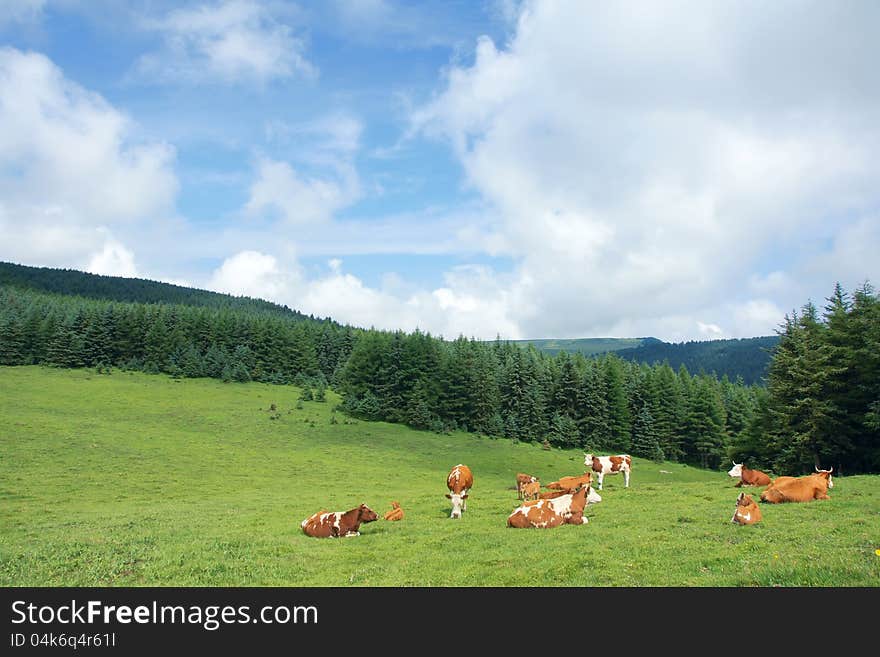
815,466,834,488
728,462,743,478
735,492,754,507
358,504,379,523
586,487,602,504
445,493,468,519
732,492,753,522
583,453,593,466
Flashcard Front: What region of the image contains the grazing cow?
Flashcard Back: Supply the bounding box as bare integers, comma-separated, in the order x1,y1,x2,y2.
727,462,772,487
516,473,538,499
547,472,592,492
383,501,404,521
507,485,590,529
301,504,379,538
520,480,541,501
584,454,632,490
731,492,762,525
760,468,834,504
446,464,474,519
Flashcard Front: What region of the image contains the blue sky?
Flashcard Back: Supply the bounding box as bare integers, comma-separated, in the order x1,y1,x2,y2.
1,1,878,341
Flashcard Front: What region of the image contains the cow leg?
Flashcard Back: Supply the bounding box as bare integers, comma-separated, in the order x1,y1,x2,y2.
463,490,468,512
734,480,743,488
624,470,630,488
343,531,360,537
596,473,604,491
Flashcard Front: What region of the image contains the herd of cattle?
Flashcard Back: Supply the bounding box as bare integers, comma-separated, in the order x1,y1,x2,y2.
300,454,835,537
728,461,834,524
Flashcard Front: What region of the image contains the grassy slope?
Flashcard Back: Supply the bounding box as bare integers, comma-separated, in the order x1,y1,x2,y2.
510,337,648,356
1,366,877,586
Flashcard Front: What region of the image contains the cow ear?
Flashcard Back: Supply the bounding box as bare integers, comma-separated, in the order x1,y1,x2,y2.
462,494,469,499
445,494,451,499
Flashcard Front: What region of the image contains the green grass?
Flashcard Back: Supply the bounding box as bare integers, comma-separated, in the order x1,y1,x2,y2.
1,366,878,586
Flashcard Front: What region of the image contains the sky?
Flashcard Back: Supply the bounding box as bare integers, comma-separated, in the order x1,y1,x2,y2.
1,0,878,342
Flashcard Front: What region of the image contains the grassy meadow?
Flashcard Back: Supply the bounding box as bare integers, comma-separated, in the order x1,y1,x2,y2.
1,366,878,586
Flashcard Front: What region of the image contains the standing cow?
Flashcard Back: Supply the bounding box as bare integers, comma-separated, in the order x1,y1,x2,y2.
584,453,632,490
520,480,541,501
727,462,772,487
446,464,473,519
516,473,538,500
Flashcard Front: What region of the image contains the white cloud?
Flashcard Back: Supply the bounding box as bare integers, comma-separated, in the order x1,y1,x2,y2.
87,241,139,278
697,321,723,337
411,0,880,340
244,157,358,225
135,0,315,85
207,252,521,339
208,250,302,300
0,47,178,270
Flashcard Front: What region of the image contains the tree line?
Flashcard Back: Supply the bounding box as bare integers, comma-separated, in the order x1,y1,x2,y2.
730,283,880,474
1,274,877,474
338,329,757,469
0,286,358,385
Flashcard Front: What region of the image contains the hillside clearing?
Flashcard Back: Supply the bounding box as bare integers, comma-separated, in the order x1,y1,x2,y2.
1,367,877,586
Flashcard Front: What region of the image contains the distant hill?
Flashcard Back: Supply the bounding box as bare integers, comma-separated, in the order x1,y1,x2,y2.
611,336,779,385
0,261,319,322
511,336,662,356
518,335,779,385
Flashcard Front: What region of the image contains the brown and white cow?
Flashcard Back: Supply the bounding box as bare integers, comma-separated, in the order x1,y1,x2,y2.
731,492,762,525
446,464,473,519
584,453,631,490
539,487,602,504
727,461,772,487
547,472,592,492
301,503,379,538
760,467,834,504
507,485,591,528
520,480,541,502
383,501,404,521
516,473,538,499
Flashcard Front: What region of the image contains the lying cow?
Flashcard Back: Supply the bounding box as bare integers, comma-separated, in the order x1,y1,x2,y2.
760,467,834,504
520,480,541,501
539,487,602,504
446,464,474,519
507,485,590,529
383,501,404,521
727,461,772,487
584,453,631,490
301,503,379,538
731,492,762,525
516,473,538,500
547,472,592,492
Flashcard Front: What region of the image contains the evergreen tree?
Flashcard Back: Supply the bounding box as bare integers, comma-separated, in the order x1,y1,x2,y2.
603,356,631,451
576,364,612,449
548,412,580,448
631,404,664,461
685,377,727,469
0,310,26,365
